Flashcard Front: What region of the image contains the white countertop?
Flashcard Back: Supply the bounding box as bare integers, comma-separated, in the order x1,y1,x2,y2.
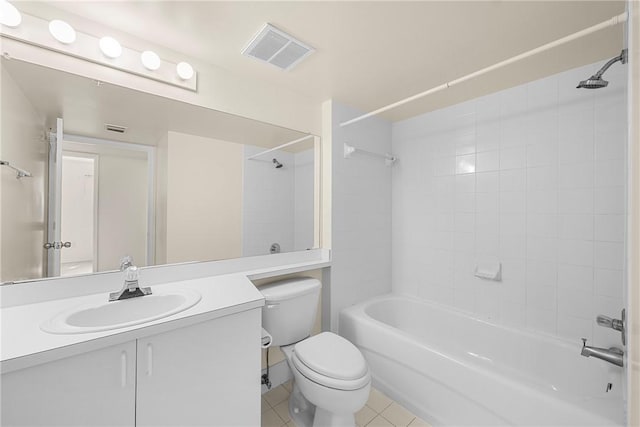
1,273,264,374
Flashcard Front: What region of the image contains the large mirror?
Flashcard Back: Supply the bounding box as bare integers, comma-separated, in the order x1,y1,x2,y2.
0,58,318,283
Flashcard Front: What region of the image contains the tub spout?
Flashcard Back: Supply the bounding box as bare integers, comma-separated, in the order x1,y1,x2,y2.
580,338,623,367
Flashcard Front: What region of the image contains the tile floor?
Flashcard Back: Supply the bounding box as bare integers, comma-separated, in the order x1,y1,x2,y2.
262,382,431,427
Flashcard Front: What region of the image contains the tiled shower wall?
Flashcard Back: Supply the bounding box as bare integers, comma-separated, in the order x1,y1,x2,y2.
392,61,627,346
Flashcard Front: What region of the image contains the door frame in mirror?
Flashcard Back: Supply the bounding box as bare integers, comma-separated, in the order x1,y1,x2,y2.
61,134,156,269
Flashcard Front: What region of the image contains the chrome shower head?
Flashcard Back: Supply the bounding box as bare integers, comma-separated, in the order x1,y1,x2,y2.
576,76,609,89
577,49,627,89
272,158,283,168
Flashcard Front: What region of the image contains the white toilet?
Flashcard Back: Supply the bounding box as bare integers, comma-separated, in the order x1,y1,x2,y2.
260,278,371,427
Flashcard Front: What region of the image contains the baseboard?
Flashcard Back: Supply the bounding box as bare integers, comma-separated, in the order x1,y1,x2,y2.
261,359,292,394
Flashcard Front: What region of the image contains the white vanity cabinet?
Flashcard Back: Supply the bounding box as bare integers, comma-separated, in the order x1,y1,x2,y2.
1,308,261,426
136,308,261,426
1,341,137,426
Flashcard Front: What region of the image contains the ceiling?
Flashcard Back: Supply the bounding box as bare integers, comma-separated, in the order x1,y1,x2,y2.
16,1,626,122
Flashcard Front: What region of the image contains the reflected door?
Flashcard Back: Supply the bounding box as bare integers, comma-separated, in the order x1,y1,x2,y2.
60,153,98,276
45,118,64,277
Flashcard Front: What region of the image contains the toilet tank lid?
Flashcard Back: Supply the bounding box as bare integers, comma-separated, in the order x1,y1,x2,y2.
259,277,321,303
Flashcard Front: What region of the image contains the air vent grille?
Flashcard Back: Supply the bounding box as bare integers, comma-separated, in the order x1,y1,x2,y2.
104,123,127,133
242,24,314,71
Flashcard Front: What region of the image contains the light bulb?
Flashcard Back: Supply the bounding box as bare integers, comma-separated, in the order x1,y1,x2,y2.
0,0,21,28
49,20,76,44
99,36,122,59
141,50,160,71
176,61,194,80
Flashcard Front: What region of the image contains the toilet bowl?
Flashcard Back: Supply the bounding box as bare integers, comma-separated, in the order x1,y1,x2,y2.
259,278,371,427
282,332,371,427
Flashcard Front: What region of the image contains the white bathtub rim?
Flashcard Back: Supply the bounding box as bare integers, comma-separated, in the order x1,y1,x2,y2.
345,292,594,356
340,293,624,426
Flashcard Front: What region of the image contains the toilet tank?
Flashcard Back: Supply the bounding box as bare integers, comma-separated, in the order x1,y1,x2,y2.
259,277,321,346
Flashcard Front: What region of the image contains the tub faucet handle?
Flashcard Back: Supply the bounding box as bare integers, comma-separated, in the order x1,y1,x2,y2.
595,309,626,346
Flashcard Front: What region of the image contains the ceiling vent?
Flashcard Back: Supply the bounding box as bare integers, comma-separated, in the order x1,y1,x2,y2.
104,123,127,134
242,23,314,71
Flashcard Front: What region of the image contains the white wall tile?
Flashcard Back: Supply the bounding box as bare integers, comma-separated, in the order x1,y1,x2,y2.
558,214,594,240
527,142,558,168
595,130,626,161
557,314,592,342
526,307,557,335
500,213,526,235
594,187,625,214
528,190,558,214
595,158,626,188
455,174,476,193
499,235,526,259
455,192,476,213
558,240,593,267
476,122,500,153
500,169,526,192
454,213,475,233
526,237,558,263
455,154,476,175
391,61,626,343
476,171,499,193
558,189,593,214
527,166,557,191
527,214,558,238
594,241,625,270
557,264,593,293
558,286,593,319
594,268,623,297
434,156,456,176
526,260,557,288
594,215,625,242
476,150,499,172
499,146,526,170
527,284,557,311
500,192,526,214
558,163,594,189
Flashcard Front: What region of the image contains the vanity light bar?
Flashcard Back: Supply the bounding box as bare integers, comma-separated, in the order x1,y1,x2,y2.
0,9,197,91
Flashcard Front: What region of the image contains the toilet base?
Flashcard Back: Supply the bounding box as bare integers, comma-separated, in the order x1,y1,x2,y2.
287,380,356,427
289,381,315,427
312,407,356,427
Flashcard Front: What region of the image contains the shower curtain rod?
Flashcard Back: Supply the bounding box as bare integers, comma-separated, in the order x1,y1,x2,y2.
247,134,314,160
340,11,628,127
344,143,397,166
0,160,32,179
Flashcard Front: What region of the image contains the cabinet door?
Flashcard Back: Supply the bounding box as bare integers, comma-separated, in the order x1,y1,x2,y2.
136,309,261,426
1,341,136,426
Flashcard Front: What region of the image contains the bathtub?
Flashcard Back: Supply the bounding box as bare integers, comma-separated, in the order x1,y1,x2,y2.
339,295,624,426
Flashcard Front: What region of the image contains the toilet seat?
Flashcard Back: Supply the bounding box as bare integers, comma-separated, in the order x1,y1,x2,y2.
292,332,370,391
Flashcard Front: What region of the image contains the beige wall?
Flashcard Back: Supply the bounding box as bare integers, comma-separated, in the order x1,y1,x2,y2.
163,131,243,264
155,134,169,265
0,66,47,282
96,153,148,271
629,2,640,426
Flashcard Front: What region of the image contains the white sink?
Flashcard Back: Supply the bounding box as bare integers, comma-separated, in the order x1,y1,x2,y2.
41,288,202,334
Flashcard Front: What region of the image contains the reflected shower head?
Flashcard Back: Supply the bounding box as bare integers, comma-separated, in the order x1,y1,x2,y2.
577,49,627,89
272,158,283,168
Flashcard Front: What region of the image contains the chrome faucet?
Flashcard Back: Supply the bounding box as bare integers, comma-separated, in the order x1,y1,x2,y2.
109,259,152,301
119,255,134,271
580,338,624,367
